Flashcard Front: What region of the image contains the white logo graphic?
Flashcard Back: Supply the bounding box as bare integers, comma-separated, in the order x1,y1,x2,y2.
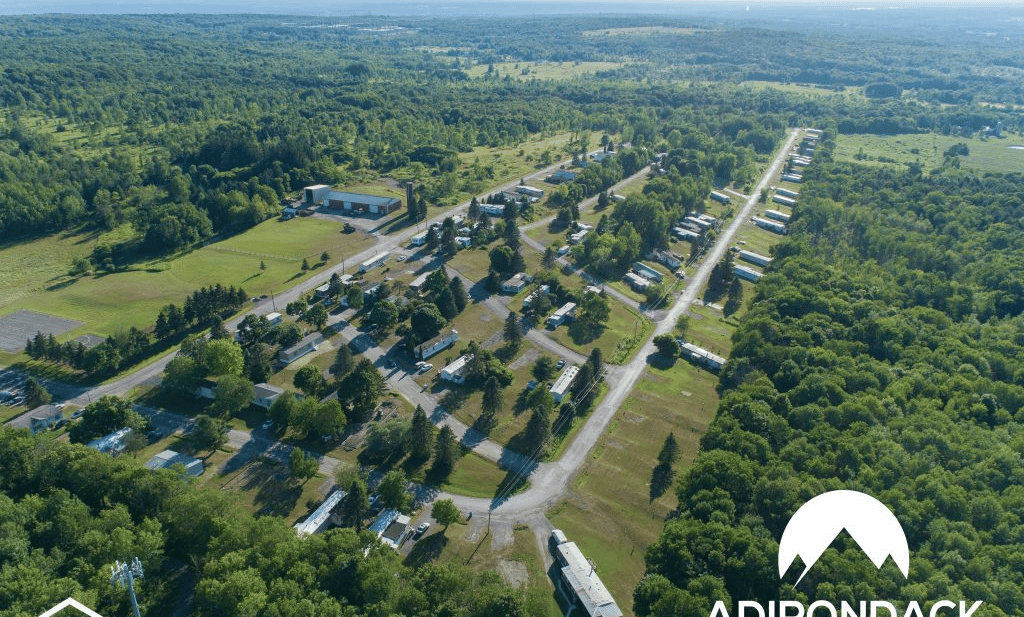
778,490,909,585
38,597,103,617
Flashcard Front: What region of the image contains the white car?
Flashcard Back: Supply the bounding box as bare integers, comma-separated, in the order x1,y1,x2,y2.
418,363,433,373
416,522,430,535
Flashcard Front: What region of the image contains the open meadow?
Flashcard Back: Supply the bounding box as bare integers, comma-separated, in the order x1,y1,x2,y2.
834,132,1024,173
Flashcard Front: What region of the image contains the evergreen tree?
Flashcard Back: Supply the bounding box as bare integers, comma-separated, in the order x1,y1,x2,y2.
724,276,743,317
587,348,604,382
320,251,330,263
481,376,503,417
342,479,369,532
23,378,51,408
418,195,428,221
331,344,355,377
503,311,522,349
209,316,229,339
431,425,458,479
449,277,467,314
301,258,310,271
542,246,556,269
192,414,228,451
468,196,481,221
525,404,551,455
409,405,434,462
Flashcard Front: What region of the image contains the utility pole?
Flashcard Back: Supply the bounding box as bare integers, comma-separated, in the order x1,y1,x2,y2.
110,557,144,617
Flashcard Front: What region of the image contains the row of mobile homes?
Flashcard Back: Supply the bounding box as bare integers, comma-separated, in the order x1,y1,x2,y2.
738,250,772,268
765,209,791,223
734,264,763,283
673,226,700,242
684,216,714,231
358,252,390,273
547,302,577,328
710,191,731,204
440,354,473,384
549,365,580,403
679,342,727,372
416,330,459,360
752,217,788,235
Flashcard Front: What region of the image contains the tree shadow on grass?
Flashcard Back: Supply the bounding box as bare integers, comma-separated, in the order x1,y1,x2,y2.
649,463,675,502
645,353,677,370
241,459,303,517
568,320,604,346
403,532,448,568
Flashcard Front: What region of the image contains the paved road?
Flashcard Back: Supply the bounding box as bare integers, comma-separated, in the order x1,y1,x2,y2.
431,128,802,521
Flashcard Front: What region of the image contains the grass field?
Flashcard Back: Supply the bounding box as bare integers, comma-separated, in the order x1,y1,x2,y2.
465,61,624,81
458,133,576,189
548,360,721,616
0,217,374,359
834,133,1024,173
737,80,859,99
545,298,650,365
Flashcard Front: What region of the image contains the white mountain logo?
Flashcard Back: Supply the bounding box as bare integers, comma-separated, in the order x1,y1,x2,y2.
778,490,910,586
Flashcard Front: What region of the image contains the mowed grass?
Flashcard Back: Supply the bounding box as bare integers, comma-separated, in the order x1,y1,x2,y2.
834,133,1024,173
545,300,650,365
441,450,509,498
0,217,372,347
738,80,859,99
465,61,624,81
548,361,721,616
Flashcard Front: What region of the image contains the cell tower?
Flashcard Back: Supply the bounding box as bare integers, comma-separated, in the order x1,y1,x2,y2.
110,557,144,617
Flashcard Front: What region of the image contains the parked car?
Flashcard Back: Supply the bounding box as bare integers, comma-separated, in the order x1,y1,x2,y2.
416,522,430,536
555,359,566,370
418,363,433,373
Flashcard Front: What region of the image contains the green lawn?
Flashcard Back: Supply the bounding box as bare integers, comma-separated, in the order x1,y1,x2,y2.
0,217,374,362
465,61,625,81
737,80,859,99
441,450,509,498
834,132,1024,174
545,301,650,366
548,360,720,617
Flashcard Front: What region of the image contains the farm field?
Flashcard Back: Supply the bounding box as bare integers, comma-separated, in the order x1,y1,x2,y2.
464,61,625,81
0,217,371,360
834,132,1024,173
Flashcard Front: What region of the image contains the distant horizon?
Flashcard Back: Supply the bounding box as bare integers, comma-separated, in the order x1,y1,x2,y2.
0,0,1022,16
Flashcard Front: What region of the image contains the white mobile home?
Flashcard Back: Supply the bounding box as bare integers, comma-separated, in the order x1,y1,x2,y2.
279,332,325,364
774,187,799,199
547,302,577,328
781,173,803,183
764,209,791,223
358,252,390,273
624,272,651,292
772,194,797,208
632,262,663,283
680,342,727,372
549,365,580,403
733,264,763,282
410,231,428,246
752,217,788,235
516,185,545,199
710,191,731,204
416,329,459,360
440,354,474,384
738,250,772,268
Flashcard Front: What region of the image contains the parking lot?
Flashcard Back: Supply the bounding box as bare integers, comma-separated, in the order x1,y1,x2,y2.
0,369,28,407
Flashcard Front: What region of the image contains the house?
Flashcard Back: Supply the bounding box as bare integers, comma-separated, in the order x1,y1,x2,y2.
734,264,763,282
144,450,204,477
358,252,390,273
516,185,544,199
480,203,505,216
266,312,283,326
252,383,285,410
410,231,428,246
651,250,683,270
738,250,773,267
88,427,133,455
368,508,413,550
501,273,531,294
710,190,731,204
314,283,331,298
547,169,579,184
22,405,65,434
547,302,577,328
455,236,472,248
549,365,580,403
440,354,474,384
195,377,218,400
624,272,651,292
294,489,347,537
680,342,727,372
554,541,623,617
632,262,663,283
409,272,431,292
522,284,551,308
416,330,459,360
279,332,325,364
752,216,788,235
765,208,791,223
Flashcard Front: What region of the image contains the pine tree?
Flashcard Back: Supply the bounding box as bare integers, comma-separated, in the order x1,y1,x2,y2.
542,246,556,269
449,277,467,314
409,405,434,462
468,196,480,221
418,195,428,220
587,348,604,381
301,258,310,271
503,311,522,349
525,405,551,455
430,425,458,479
481,376,503,416
342,479,369,532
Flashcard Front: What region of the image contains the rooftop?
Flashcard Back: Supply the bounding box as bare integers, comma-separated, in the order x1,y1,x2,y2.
326,190,400,207
295,489,347,537
557,542,621,617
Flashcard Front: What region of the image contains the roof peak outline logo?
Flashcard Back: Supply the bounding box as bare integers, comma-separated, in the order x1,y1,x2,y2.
778,489,910,586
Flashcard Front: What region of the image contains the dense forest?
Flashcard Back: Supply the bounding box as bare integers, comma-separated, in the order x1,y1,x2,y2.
0,428,547,617
636,135,1024,615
